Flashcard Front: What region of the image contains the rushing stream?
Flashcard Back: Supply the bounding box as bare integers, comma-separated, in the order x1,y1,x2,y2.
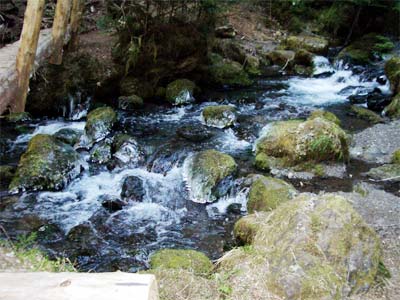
0,56,393,271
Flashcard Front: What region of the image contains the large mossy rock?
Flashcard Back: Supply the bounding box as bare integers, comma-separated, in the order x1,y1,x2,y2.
150,249,213,276
219,193,383,299
255,116,349,168
266,50,295,67
308,109,341,126
112,134,144,165
383,94,400,118
165,79,196,105
208,54,252,87
184,150,237,203
81,107,117,147
9,134,82,193
119,76,155,99
384,56,400,94
201,105,237,128
212,38,246,64
337,34,394,65
284,35,329,55
247,175,296,213
350,105,384,124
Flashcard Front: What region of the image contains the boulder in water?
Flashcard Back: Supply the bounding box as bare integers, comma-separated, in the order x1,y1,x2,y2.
220,193,383,299
54,128,83,146
255,116,349,168
384,56,400,94
118,95,144,110
283,35,329,55
176,125,214,142
120,176,145,202
113,134,144,166
184,150,237,203
247,175,297,213
384,94,400,119
366,89,392,111
165,79,196,105
201,105,237,128
100,195,127,212
9,134,82,193
150,249,213,276
266,50,295,67
90,139,112,164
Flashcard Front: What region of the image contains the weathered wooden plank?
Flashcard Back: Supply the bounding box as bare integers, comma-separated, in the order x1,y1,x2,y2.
0,272,159,300
13,0,46,113
50,0,72,65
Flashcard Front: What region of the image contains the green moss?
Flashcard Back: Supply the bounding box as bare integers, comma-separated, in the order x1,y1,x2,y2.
266,50,295,67
202,105,237,128
367,164,400,181
4,112,32,123
233,214,264,245
284,35,329,55
54,128,82,145
313,164,325,177
392,149,400,164
384,94,400,118
385,57,400,94
165,79,196,104
118,95,144,110
350,105,384,124
208,56,252,87
150,249,213,276
85,106,117,142
247,176,296,213
353,183,369,197
244,55,261,76
254,153,284,171
308,110,341,126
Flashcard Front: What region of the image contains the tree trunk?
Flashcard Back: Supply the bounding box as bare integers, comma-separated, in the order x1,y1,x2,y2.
50,0,72,65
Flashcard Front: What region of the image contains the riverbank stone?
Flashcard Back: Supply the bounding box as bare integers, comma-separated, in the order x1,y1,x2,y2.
208,54,252,87
350,105,384,124
165,79,196,105
384,94,400,118
9,134,82,192
384,56,400,94
201,105,237,128
283,35,329,55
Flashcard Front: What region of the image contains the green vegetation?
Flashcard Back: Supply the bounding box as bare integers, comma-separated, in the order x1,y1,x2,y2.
392,149,400,164
309,110,341,126
350,105,384,124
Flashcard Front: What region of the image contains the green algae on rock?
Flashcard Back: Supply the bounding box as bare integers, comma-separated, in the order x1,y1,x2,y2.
384,94,400,119
9,134,82,193
350,105,384,124
82,106,117,147
283,35,329,55
384,56,400,94
165,79,197,105
218,193,383,300
3,112,32,123
150,249,213,276
183,150,237,203
54,128,83,146
247,175,296,213
308,109,341,126
208,54,252,87
234,212,266,245
118,95,144,110
201,105,237,128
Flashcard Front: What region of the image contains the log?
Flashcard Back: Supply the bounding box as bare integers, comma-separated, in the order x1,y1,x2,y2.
69,0,84,51
13,0,45,113
50,0,72,65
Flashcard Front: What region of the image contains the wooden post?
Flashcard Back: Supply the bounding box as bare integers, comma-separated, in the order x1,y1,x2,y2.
14,0,46,113
69,0,84,51
50,0,72,65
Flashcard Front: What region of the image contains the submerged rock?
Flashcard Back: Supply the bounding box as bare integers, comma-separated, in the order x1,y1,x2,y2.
201,105,237,128
54,128,83,146
150,249,213,276
113,134,144,166
120,176,145,202
283,35,329,55
247,175,296,213
255,116,349,168
90,139,112,164
165,79,196,105
384,94,400,118
176,125,214,142
81,107,117,147
9,134,82,193
99,195,127,212
183,150,237,203
350,105,384,124
384,56,400,94
220,193,383,299
118,95,144,110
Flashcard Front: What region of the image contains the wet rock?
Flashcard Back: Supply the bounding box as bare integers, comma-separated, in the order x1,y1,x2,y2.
215,25,236,39
226,203,242,215
233,212,262,245
266,50,295,67
349,105,384,124
384,56,400,94
212,39,246,64
348,94,367,104
4,112,32,123
90,139,112,164
247,175,296,213
313,71,334,78
201,105,237,128
220,193,383,299
350,120,400,163
308,109,341,126
176,125,214,142
366,89,391,111
283,35,329,55
165,79,196,105
120,176,145,202
9,134,82,193
67,222,101,256
183,150,237,203
376,75,387,85
99,195,127,212
244,55,261,76
255,116,349,168
383,94,400,119
366,164,400,182
294,49,314,67
54,128,82,146
113,134,144,165
118,95,144,110
208,53,252,87
260,65,282,77
80,106,117,147
0,195,18,212
150,249,213,276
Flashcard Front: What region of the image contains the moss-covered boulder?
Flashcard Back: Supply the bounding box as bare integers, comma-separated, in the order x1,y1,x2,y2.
54,128,82,146
212,39,246,64
383,94,400,118
90,139,112,164
350,105,384,124
255,117,349,167
81,107,117,147
150,249,213,276
112,134,144,165
247,175,296,213
244,55,261,76
367,164,400,182
338,34,394,65
294,49,314,67
218,193,383,299
233,213,265,245
165,79,196,105
201,105,237,128
9,134,82,192
208,54,252,87
266,50,295,67
184,150,237,203
384,56,400,94
309,110,341,126
392,149,400,164
120,76,154,99
118,95,144,110
284,35,329,55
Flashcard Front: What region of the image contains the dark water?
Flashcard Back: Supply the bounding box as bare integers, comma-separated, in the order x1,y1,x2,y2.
0,56,393,271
